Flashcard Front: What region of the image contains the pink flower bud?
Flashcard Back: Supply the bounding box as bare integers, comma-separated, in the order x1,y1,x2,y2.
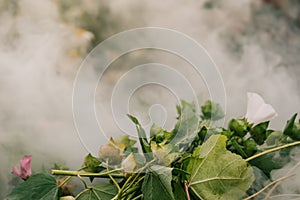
12,155,32,180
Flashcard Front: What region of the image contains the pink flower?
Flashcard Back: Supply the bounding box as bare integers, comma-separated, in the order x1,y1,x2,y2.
12,155,32,180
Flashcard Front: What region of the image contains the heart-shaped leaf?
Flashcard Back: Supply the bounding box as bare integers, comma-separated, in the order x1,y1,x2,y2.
6,173,60,200
187,135,254,200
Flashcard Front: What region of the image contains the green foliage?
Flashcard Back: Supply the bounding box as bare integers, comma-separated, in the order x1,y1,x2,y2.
228,118,251,137
127,114,152,159
75,184,117,200
6,173,61,200
142,165,175,200
82,153,103,173
187,135,254,200
172,181,188,200
250,121,270,145
82,153,104,182
7,100,300,200
201,100,225,121
172,100,199,148
284,113,300,140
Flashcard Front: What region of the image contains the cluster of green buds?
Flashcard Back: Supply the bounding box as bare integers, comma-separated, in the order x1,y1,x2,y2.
283,113,300,140
225,119,272,158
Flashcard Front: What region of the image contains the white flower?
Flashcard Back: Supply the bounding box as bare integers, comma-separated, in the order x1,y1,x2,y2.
245,92,277,125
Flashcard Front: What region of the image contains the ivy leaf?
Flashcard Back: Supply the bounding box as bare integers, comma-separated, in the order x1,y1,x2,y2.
172,101,199,150
142,165,175,200
187,135,254,200
6,173,60,200
75,184,117,200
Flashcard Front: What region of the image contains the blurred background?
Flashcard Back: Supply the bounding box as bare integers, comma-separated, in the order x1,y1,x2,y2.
1,0,300,198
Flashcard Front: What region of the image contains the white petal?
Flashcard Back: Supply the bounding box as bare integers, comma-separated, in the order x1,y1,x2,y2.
122,153,136,173
245,92,277,125
245,92,265,120
252,104,278,125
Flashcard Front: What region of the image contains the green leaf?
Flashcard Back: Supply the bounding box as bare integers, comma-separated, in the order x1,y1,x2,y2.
75,184,117,200
172,101,199,149
142,165,175,200
187,135,254,200
151,142,179,166
127,114,152,160
113,135,137,153
82,153,104,182
6,173,60,200
172,181,187,200
82,153,102,173
250,121,269,145
201,100,224,121
249,150,290,177
150,124,173,144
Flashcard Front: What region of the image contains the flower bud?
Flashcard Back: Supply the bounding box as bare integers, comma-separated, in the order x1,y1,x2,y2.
99,143,122,165
122,153,136,173
250,121,269,145
11,155,32,180
243,138,257,157
228,118,251,137
283,113,300,141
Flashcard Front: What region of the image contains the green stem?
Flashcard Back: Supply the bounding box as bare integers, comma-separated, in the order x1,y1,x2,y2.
123,159,155,191
131,194,143,200
121,185,140,198
117,173,135,198
77,174,88,189
246,141,300,162
231,138,248,158
75,188,90,199
106,160,121,191
51,169,125,178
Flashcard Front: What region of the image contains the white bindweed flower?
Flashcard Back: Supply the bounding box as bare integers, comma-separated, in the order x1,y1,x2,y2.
245,92,277,125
